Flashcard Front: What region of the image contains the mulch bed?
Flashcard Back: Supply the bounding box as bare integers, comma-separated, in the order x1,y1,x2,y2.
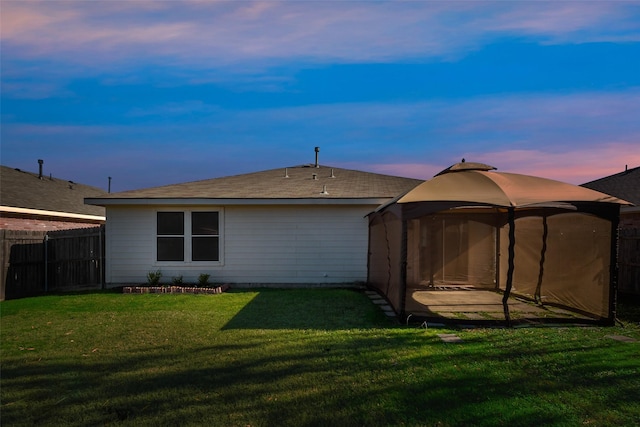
122,284,230,295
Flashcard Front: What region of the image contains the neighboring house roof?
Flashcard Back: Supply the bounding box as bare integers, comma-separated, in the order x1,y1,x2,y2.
581,166,640,206
87,165,423,206
0,165,107,220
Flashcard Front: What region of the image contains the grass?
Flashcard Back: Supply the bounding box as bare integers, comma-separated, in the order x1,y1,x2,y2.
1,289,639,427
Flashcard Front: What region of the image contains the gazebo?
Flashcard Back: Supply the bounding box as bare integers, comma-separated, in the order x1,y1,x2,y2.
367,161,631,325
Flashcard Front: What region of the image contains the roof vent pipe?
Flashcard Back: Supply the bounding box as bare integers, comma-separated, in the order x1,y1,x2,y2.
312,173,318,180
38,159,44,179
321,184,328,195
314,146,320,168
284,168,289,178
330,168,335,178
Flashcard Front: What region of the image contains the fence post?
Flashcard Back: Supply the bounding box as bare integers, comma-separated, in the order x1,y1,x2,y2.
44,234,49,293
100,225,105,289
0,230,5,301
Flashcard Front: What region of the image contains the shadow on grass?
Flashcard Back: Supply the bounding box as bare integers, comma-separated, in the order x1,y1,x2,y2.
2,329,639,427
618,295,640,324
222,288,391,330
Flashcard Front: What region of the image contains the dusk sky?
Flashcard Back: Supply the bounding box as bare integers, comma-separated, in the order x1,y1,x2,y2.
2,1,639,192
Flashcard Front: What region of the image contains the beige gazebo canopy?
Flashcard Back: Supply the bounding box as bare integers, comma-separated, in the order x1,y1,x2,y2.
400,166,625,207
368,162,631,325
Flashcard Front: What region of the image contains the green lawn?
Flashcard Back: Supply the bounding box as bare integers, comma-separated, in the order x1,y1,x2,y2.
1,289,639,426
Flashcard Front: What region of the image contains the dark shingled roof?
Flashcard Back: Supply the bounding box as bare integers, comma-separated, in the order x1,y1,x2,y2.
581,165,640,206
88,165,423,202
1,165,106,216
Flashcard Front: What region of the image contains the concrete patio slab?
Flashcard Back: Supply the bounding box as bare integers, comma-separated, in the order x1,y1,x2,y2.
404,288,592,322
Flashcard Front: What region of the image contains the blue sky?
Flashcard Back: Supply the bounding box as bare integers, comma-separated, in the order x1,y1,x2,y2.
1,1,639,192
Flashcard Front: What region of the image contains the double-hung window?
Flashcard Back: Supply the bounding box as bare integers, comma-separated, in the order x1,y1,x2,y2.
157,211,220,262
157,212,184,261
191,212,219,261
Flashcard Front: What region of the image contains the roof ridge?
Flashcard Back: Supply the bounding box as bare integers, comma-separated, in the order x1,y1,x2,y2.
0,164,106,192
87,165,423,202
0,164,107,216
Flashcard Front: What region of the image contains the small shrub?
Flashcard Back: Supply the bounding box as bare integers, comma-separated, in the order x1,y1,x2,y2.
147,270,162,286
197,273,210,288
172,275,184,286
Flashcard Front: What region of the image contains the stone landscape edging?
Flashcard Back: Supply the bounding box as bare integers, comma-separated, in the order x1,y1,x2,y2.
122,284,230,295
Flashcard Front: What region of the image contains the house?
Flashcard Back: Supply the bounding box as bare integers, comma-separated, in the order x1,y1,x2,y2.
1,162,107,300
581,165,640,228
1,162,106,230
582,165,640,295
86,163,422,287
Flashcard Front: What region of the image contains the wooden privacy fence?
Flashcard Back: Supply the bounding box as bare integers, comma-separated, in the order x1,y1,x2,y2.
0,226,105,300
619,227,640,295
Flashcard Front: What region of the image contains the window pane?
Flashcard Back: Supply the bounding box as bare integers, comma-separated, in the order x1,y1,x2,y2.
158,237,184,261
192,212,219,235
192,237,219,261
158,212,184,235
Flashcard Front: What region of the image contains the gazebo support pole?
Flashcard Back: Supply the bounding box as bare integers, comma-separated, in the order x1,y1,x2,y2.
502,208,516,326
608,207,620,325
399,220,408,319
494,212,501,291
534,215,548,304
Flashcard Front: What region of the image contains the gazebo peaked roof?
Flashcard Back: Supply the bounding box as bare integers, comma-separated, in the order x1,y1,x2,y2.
398,169,631,208
433,160,496,176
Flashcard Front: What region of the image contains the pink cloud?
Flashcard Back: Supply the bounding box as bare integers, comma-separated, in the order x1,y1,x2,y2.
2,1,638,68
341,142,640,185
469,143,640,184
491,3,615,34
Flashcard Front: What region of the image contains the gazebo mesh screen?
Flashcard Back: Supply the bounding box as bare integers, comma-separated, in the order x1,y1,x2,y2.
368,209,612,321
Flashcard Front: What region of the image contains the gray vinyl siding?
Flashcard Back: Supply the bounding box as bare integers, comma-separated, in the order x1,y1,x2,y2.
104,204,373,286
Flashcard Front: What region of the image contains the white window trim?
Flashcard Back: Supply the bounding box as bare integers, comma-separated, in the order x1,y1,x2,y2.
154,207,224,267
